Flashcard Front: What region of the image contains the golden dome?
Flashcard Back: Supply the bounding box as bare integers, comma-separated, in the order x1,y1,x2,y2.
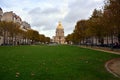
57,21,63,29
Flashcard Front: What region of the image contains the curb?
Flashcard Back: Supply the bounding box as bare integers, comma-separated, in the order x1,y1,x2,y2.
105,58,120,78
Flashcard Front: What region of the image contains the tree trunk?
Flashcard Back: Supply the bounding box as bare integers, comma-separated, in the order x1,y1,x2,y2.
3,30,6,45
96,37,98,46
106,35,109,46
110,35,114,50
118,33,120,44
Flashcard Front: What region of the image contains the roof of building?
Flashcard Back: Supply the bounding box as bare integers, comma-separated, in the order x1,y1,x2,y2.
57,21,63,29
0,8,2,11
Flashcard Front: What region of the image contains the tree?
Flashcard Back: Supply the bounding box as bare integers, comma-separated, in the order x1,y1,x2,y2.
8,22,21,45
26,30,39,44
39,34,45,43
89,9,105,45
65,33,74,44
0,21,10,45
45,37,50,43
104,0,120,43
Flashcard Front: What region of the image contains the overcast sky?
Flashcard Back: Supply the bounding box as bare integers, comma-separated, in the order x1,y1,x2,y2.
0,0,104,38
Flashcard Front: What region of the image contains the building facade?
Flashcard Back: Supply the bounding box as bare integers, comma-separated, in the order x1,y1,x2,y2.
0,7,32,45
53,22,65,44
0,8,3,21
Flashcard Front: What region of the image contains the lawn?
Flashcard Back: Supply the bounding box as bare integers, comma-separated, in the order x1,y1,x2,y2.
0,45,120,80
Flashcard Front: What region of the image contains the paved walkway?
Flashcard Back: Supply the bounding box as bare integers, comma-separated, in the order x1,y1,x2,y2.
80,46,120,55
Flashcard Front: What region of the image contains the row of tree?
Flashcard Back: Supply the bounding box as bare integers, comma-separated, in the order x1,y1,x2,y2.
0,21,50,45
66,0,120,47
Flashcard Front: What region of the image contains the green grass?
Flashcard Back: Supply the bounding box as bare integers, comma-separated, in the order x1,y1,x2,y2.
0,45,120,80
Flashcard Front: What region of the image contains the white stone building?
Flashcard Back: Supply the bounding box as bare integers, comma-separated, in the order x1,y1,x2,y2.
1,11,22,24
0,8,31,45
21,21,31,31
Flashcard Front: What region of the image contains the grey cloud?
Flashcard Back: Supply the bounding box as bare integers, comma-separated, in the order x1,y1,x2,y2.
28,7,42,15
28,7,62,31
26,0,104,37
22,8,31,11
42,8,61,14
29,7,61,15
62,0,104,35
64,0,103,23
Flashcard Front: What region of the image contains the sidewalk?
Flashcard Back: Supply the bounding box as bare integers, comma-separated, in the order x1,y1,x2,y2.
80,46,120,55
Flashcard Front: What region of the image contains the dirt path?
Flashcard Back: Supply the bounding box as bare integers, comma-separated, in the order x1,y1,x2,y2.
105,58,120,78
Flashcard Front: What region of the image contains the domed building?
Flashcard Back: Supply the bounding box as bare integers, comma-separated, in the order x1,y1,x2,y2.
53,22,65,44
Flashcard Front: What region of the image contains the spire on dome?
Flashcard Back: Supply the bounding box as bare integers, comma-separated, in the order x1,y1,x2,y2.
57,21,63,29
